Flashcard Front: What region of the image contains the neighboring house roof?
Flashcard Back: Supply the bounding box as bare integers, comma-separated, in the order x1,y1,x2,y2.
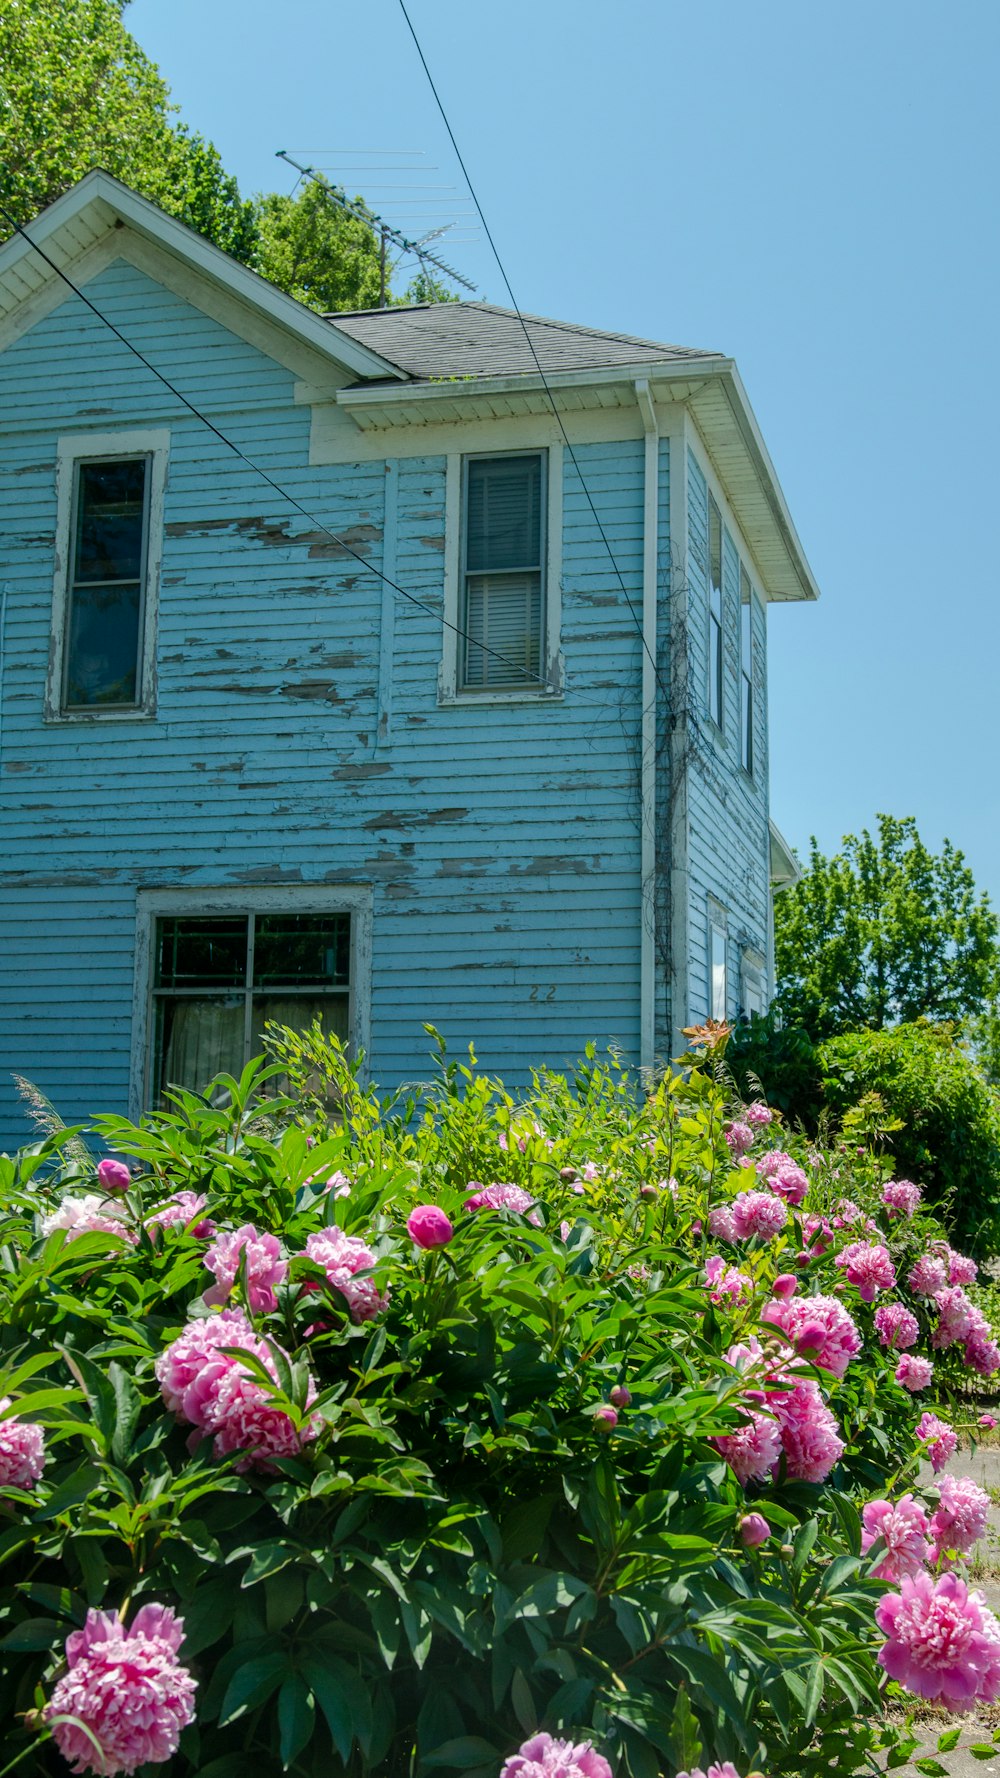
327,300,723,382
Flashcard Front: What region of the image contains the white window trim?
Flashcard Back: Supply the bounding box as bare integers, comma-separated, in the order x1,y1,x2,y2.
130,884,373,1116
439,445,563,705
45,427,170,723
739,560,757,779
708,899,728,1022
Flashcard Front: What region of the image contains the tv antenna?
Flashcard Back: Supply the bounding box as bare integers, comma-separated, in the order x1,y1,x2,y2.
276,151,477,306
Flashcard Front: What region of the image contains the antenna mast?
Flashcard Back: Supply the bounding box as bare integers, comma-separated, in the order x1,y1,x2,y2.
276,151,476,305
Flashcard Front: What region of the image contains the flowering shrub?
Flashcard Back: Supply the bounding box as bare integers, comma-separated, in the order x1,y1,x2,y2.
0,1032,997,1778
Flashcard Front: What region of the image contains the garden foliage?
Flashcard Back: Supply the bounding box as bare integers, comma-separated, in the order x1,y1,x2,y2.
0,1029,998,1778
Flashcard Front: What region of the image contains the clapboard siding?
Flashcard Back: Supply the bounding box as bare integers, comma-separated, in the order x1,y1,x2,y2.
0,262,661,1143
684,448,770,1024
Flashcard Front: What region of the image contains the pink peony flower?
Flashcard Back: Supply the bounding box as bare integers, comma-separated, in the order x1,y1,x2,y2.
739,1511,771,1546
44,1603,197,1774
771,1378,845,1483
145,1192,214,1238
203,1224,286,1314
755,1150,808,1206
876,1571,1000,1709
325,1171,353,1199
772,1273,798,1300
40,1195,136,1244
799,1214,833,1261
713,1407,783,1486
406,1205,454,1249
156,1310,319,1472
836,1241,895,1302
882,1179,922,1218
931,1476,991,1562
0,1398,45,1491
861,1495,932,1583
980,1414,999,1430
677,1765,745,1778
763,1293,861,1378
463,1182,540,1225
948,1248,979,1287
500,1733,612,1778
304,1228,388,1322
96,1158,132,1196
966,1336,1000,1377
705,1254,752,1304
874,1302,920,1351
708,1204,737,1244
896,1354,934,1392
731,1191,788,1241
725,1121,754,1157
909,1253,948,1296
931,1286,990,1356
746,1103,774,1127
917,1411,958,1473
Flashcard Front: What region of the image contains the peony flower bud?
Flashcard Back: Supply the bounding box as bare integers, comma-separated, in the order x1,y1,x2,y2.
593,1405,618,1430
96,1157,132,1195
559,1167,579,1184
739,1512,771,1547
639,1182,658,1201
610,1384,631,1408
406,1205,454,1249
772,1273,798,1299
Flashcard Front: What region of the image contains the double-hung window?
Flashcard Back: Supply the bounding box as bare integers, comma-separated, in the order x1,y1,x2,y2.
461,451,545,691
150,910,352,1105
710,916,728,1021
48,428,168,720
707,492,724,729
740,562,754,774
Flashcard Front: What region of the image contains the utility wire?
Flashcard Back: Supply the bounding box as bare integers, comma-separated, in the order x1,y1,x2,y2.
0,196,623,708
397,0,669,708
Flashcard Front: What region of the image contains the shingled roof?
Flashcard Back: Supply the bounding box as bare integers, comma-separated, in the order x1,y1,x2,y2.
325,300,722,383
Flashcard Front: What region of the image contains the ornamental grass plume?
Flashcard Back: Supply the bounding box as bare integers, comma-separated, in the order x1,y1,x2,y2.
836,1240,895,1302
731,1191,788,1241
874,1302,920,1351
155,1309,319,1471
202,1224,287,1314
44,1604,197,1775
762,1292,861,1377
916,1411,958,1473
499,1732,612,1778
0,1398,45,1491
860,1495,932,1583
876,1571,1000,1710
895,1353,934,1392
303,1228,388,1322
930,1476,991,1562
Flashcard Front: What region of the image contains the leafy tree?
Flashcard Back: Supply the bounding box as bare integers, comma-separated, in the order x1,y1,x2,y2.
774,814,1000,1038
252,182,383,313
0,0,256,259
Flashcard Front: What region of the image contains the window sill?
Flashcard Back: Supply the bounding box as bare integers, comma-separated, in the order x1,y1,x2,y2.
44,706,157,725
439,688,564,709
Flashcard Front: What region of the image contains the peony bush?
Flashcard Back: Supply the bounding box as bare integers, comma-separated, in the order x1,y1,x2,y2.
0,1026,998,1778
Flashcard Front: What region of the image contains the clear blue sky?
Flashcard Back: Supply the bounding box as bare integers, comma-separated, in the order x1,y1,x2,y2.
128,0,1000,900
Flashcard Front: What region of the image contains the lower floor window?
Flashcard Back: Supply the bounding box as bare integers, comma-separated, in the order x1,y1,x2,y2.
151,910,351,1103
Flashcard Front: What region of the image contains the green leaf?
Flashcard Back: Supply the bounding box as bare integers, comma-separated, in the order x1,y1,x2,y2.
938,1730,962,1753
108,1362,141,1465
914,1762,950,1777
667,1685,702,1771
423,1738,503,1770
299,1655,356,1762
1,1616,64,1651
803,1661,825,1728
968,1749,998,1762
241,1541,296,1587
217,1652,288,1725
278,1673,315,1769
511,1669,536,1735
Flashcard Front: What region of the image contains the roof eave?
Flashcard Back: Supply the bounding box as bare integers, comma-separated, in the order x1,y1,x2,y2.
0,170,407,384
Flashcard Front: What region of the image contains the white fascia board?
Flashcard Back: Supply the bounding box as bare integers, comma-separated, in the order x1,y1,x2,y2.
0,170,406,384
716,363,820,604
769,819,803,887
335,355,727,414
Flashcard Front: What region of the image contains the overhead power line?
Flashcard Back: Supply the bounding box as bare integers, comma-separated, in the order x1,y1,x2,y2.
0,195,624,716
396,0,669,708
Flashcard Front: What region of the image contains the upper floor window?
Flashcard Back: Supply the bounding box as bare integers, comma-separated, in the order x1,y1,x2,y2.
740,562,754,774
47,428,168,722
707,492,723,729
461,451,546,691
710,915,728,1020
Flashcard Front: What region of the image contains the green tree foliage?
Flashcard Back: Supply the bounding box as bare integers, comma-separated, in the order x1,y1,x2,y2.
0,0,256,260
774,814,1000,1039
252,183,384,313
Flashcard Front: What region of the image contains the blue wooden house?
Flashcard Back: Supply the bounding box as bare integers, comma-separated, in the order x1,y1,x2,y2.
0,172,812,1147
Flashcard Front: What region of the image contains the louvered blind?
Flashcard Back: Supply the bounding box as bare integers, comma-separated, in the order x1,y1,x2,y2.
462,453,544,689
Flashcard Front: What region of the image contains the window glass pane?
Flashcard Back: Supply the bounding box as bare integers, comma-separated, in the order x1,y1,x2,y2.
251,994,350,1055
154,996,245,1102
74,460,147,584
253,913,351,987
466,456,542,573
155,916,249,989
711,926,727,1020
64,581,142,707
464,573,542,688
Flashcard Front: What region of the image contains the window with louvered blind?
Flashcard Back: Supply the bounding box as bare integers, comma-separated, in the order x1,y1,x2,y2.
461,452,546,691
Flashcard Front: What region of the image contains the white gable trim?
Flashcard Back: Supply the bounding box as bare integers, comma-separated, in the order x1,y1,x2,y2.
0,170,405,384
